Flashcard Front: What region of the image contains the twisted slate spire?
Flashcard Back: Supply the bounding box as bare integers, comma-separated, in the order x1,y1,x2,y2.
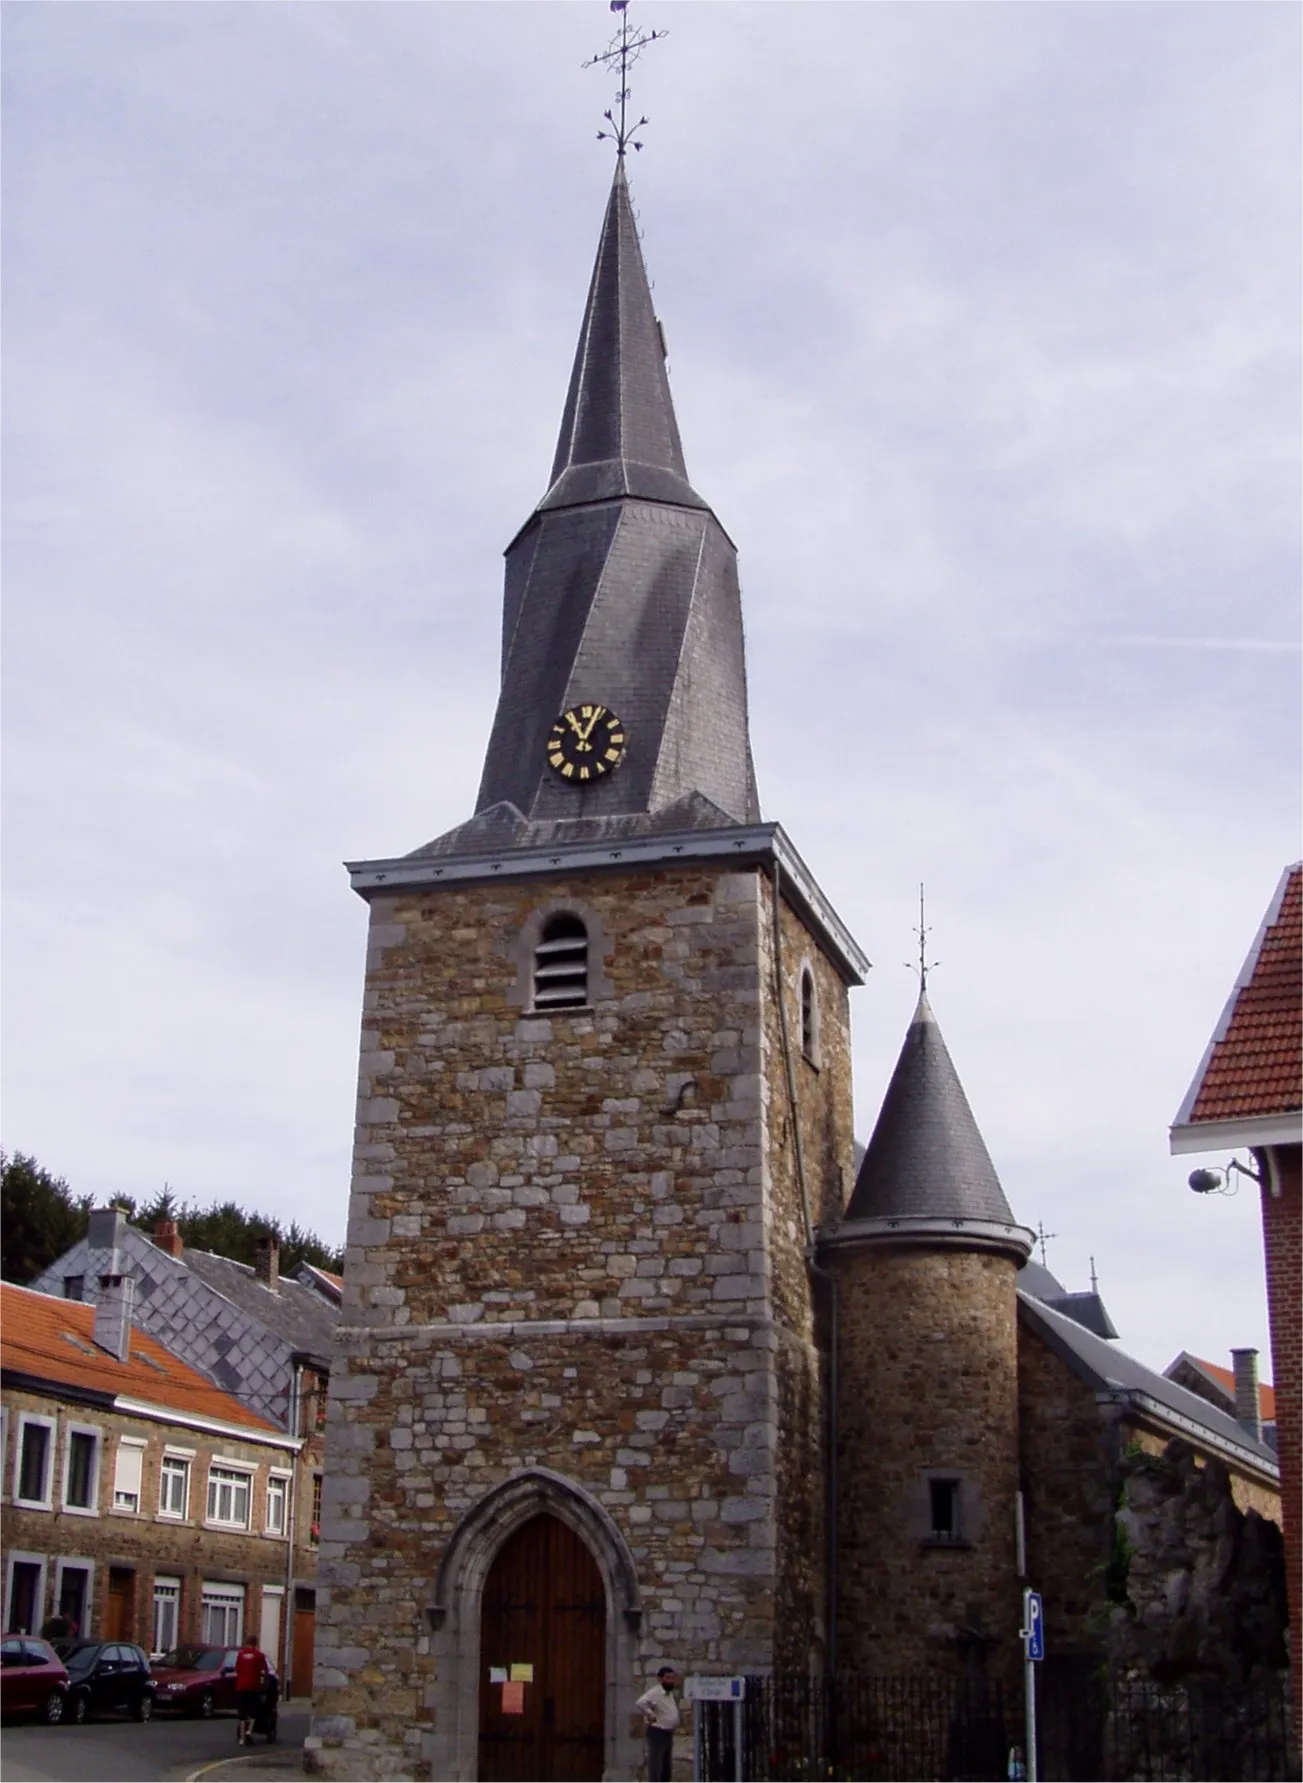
846,991,1020,1226
473,164,759,834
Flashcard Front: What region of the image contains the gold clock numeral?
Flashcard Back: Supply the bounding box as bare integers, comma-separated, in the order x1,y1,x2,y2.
561,762,575,778
550,752,565,768
605,748,620,762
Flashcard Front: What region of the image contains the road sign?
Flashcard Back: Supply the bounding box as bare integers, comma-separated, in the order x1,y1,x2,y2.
685,1675,746,1701
1023,1589,1045,1662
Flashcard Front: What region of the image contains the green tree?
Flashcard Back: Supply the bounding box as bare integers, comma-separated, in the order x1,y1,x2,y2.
1,1152,92,1283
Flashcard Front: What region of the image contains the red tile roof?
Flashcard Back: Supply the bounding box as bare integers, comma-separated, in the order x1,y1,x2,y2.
1193,1356,1277,1423
1178,864,1302,1127
1,1281,283,1436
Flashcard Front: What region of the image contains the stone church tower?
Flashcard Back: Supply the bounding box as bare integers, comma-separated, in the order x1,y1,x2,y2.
310,163,868,1782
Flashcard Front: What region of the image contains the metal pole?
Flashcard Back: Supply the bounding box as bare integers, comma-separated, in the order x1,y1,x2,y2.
734,1696,743,1783
1024,1645,1038,1783
693,1700,702,1783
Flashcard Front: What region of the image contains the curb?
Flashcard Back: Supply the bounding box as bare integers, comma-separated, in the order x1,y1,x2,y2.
182,1752,305,1783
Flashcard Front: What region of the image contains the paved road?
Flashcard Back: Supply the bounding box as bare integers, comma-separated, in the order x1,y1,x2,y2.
0,1704,310,1782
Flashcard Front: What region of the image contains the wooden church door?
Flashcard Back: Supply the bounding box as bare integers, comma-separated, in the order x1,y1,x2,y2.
477,1514,606,1781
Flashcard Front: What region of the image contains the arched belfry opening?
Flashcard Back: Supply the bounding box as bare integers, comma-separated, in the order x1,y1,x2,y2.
424,1469,642,1782
478,1514,605,1781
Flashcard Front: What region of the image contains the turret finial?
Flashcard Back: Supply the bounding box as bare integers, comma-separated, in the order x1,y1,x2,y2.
584,1,667,158
907,882,940,993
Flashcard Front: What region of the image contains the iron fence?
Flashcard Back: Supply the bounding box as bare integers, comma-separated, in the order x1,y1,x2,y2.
694,1671,1299,1782
696,1674,1011,1781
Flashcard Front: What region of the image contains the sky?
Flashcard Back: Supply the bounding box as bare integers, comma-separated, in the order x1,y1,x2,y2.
3,2,1298,1383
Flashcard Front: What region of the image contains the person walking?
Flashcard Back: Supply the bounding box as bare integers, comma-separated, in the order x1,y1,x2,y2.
636,1665,680,1782
233,1632,269,1746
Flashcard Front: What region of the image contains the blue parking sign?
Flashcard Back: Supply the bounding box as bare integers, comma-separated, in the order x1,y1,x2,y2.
1023,1590,1045,1662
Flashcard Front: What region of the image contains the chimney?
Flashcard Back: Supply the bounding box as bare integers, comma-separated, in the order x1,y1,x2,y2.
93,1273,135,1362
153,1220,183,1260
253,1235,280,1294
1231,1347,1262,1443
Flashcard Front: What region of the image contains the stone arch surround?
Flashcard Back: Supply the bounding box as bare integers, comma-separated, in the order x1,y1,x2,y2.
424,1467,643,1781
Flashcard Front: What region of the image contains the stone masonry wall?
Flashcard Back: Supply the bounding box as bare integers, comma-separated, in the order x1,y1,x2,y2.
311,859,854,1779
1017,1319,1117,1659
2,1386,296,1659
834,1247,1022,1681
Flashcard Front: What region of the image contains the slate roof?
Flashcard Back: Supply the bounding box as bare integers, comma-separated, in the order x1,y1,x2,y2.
469,164,760,840
181,1249,336,1365
846,991,1019,1225
1173,863,1302,1133
1019,1291,1279,1473
1165,1351,1277,1424
1015,1258,1119,1338
0,1281,282,1436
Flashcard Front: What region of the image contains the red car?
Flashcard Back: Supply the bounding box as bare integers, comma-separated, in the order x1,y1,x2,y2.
0,1636,71,1723
152,1645,278,1728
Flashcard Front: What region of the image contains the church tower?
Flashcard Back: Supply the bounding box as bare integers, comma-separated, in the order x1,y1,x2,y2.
826,990,1033,1682
310,160,867,1782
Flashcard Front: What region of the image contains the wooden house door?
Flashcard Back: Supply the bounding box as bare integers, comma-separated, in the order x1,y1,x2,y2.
104,1569,133,1640
477,1514,606,1781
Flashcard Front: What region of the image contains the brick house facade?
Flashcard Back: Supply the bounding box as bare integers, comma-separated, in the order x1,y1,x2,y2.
31,1209,335,1693
1171,861,1302,1714
1,1281,304,1665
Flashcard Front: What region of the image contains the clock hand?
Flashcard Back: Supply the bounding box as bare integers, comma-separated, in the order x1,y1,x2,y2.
578,707,605,742
564,711,585,738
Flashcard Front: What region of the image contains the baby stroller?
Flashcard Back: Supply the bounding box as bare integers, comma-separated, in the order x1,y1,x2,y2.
250,1676,279,1743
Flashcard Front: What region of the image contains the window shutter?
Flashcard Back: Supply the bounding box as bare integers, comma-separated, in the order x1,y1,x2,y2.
113,1442,144,1507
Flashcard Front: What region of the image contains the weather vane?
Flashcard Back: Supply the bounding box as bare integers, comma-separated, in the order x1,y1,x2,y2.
906,883,940,992
583,0,667,157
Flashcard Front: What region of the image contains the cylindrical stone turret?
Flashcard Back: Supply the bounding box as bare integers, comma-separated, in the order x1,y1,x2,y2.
824,991,1033,1681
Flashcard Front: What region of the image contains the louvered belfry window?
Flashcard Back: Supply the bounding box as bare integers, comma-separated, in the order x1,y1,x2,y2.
533,913,589,1010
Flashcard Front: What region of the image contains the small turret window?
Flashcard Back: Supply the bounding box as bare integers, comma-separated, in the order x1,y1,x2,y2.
533,914,589,1010
800,967,819,1063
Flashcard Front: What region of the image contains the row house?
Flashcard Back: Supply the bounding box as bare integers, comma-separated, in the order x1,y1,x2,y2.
31,1207,338,1692
1,1279,306,1679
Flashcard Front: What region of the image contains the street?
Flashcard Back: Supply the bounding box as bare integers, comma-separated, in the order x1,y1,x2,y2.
0,1704,310,1782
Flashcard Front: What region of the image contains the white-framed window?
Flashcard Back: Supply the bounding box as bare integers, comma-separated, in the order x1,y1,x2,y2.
152,1576,181,1655
3,1553,47,1635
532,912,589,1009
61,1424,102,1514
53,1559,93,1635
200,1581,244,1646
265,1471,290,1537
13,1415,57,1509
206,1463,253,1530
111,1437,146,1513
158,1452,191,1520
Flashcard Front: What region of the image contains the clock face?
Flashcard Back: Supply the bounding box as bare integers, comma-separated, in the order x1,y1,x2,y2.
546,704,628,783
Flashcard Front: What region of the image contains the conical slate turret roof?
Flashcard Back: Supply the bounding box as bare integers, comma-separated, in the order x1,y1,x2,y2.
469,164,760,836
846,991,1019,1226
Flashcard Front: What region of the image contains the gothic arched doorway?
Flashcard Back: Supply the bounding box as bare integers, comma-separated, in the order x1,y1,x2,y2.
477,1512,606,1782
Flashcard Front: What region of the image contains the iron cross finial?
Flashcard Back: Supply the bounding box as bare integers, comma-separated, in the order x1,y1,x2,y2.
906,882,940,991
583,1,667,158
1036,1221,1058,1268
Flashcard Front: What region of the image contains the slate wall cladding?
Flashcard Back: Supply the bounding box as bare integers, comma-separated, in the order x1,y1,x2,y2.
311,859,853,1778
832,1247,1022,1681
32,1225,298,1432
2,1386,295,1651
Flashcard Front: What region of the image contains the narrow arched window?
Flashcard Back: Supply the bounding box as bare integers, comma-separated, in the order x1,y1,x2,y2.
800,967,818,1063
533,913,589,1010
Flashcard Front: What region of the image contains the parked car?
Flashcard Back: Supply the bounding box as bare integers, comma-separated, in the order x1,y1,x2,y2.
0,1637,70,1723
152,1645,279,1728
55,1641,155,1723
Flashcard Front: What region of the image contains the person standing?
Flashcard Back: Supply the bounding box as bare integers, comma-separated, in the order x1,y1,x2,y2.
233,1632,269,1746
636,1665,680,1782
